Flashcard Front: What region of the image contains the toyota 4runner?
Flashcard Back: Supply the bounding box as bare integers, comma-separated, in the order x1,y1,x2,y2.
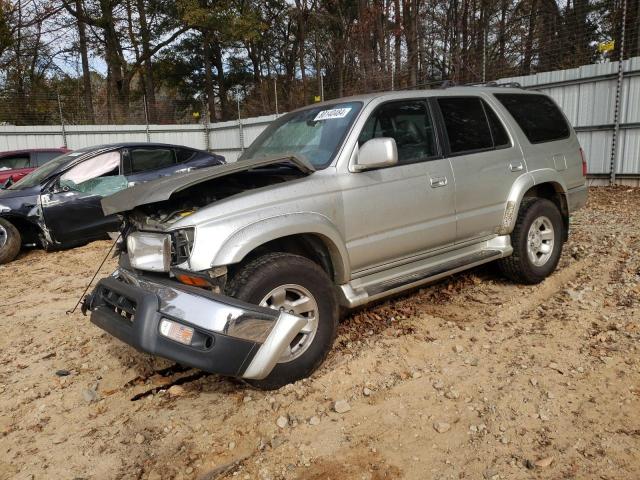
83,87,588,389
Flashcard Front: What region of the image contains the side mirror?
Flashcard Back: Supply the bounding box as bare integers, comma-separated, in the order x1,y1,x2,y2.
354,137,398,172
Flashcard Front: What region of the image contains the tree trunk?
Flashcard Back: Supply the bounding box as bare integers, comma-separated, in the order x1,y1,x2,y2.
203,34,217,122
394,0,401,84
75,0,94,124
136,0,156,122
522,0,538,75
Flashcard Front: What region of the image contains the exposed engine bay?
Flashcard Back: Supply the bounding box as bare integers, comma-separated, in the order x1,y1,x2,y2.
124,167,308,230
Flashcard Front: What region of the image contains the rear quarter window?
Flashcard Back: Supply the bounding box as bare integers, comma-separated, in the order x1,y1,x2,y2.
494,93,570,144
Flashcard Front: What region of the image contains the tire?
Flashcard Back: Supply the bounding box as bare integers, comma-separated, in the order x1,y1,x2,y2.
226,252,339,390
498,198,564,285
0,218,21,264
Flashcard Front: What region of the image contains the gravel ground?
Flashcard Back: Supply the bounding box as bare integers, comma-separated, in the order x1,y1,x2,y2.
1,186,639,480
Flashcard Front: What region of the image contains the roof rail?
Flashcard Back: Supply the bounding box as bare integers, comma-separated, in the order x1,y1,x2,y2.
486,81,523,88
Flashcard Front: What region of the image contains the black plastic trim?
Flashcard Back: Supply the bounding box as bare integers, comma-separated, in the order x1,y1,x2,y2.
89,276,259,376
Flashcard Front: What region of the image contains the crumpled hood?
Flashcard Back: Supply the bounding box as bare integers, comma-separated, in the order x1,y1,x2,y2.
101,155,315,216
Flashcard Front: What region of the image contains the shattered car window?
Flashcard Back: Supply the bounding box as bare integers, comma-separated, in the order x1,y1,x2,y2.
60,151,124,195
8,147,94,190
240,101,363,169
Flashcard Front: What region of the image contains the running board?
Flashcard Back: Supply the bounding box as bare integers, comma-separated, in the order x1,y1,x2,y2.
339,235,512,308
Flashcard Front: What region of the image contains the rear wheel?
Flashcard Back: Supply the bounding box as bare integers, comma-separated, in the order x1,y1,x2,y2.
498,198,564,284
226,252,339,390
0,218,21,264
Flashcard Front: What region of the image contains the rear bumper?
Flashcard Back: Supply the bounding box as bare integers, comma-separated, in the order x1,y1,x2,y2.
566,184,588,212
84,268,306,379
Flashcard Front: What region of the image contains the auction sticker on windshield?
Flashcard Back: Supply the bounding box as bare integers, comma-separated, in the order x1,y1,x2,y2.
314,107,352,121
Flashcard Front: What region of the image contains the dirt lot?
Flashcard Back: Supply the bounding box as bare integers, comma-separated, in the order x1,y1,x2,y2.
1,186,639,480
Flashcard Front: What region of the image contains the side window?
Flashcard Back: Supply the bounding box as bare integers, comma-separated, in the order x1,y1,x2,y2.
0,155,30,171
358,100,437,164
129,148,176,173
494,93,570,143
59,151,126,195
35,151,62,167
437,97,493,154
484,103,510,148
176,148,197,163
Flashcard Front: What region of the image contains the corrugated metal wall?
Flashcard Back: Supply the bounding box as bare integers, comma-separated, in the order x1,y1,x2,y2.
1,58,638,179
0,114,277,163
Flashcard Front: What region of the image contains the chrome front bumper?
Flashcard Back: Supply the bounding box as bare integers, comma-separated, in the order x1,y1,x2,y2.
84,268,306,380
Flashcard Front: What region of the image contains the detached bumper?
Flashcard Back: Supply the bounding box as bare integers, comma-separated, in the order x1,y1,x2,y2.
84,268,306,380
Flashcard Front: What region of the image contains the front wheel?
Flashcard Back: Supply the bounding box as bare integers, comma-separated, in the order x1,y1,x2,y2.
226,252,339,390
0,218,21,264
498,198,564,284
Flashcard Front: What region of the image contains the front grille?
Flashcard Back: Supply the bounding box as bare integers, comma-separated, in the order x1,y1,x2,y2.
100,287,137,322
171,229,194,265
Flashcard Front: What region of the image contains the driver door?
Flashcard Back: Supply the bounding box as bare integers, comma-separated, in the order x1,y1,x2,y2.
342,99,456,273
41,150,127,244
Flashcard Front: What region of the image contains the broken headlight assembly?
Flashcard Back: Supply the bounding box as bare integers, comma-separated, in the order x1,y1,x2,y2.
126,231,172,272
170,228,195,266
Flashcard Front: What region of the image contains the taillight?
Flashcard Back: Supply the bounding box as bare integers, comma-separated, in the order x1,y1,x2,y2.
579,148,587,176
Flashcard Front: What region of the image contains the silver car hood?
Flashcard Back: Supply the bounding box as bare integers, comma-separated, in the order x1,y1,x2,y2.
101,155,315,215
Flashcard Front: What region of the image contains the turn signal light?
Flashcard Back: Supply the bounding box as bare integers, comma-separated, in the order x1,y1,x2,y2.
175,273,211,287
159,319,194,345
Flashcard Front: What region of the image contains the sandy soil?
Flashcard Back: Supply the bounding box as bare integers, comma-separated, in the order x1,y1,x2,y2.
1,186,639,480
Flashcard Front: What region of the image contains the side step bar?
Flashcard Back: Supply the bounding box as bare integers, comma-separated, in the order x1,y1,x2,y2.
339,236,512,308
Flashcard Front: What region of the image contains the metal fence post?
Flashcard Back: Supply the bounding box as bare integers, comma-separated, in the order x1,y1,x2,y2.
274,78,279,117
57,94,68,148
143,94,151,143
236,90,244,153
610,0,627,185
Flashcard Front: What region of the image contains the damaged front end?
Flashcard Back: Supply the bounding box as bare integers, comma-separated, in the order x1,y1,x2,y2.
83,155,316,380
83,261,307,380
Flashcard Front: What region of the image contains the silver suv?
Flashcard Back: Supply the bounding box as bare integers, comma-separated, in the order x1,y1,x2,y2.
84,87,588,389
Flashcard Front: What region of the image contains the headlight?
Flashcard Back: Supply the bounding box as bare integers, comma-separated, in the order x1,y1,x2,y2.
127,231,171,272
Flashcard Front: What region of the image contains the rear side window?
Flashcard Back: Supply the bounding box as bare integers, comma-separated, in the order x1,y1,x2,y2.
438,98,492,153
176,147,197,163
35,151,63,166
129,148,176,173
484,104,510,148
494,94,570,143
0,154,30,170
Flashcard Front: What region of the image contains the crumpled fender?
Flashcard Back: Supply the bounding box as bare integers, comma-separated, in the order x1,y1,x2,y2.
211,212,351,284
497,169,568,234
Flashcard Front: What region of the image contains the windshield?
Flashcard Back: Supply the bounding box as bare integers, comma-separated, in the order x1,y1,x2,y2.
8,148,93,190
239,101,363,169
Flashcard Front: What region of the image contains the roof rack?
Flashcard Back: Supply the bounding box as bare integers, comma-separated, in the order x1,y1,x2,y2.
486,81,523,88
439,80,456,89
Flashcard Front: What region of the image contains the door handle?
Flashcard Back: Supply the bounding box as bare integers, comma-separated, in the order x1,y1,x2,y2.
509,162,524,172
430,176,448,188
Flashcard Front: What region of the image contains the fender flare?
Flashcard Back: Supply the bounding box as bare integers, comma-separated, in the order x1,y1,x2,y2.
498,170,568,234
212,212,351,283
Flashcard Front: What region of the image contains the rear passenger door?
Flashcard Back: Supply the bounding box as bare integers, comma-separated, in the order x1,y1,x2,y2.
434,96,524,243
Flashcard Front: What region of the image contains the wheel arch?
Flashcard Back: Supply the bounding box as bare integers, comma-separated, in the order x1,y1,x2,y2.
213,214,351,284
501,171,569,240
0,214,42,246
